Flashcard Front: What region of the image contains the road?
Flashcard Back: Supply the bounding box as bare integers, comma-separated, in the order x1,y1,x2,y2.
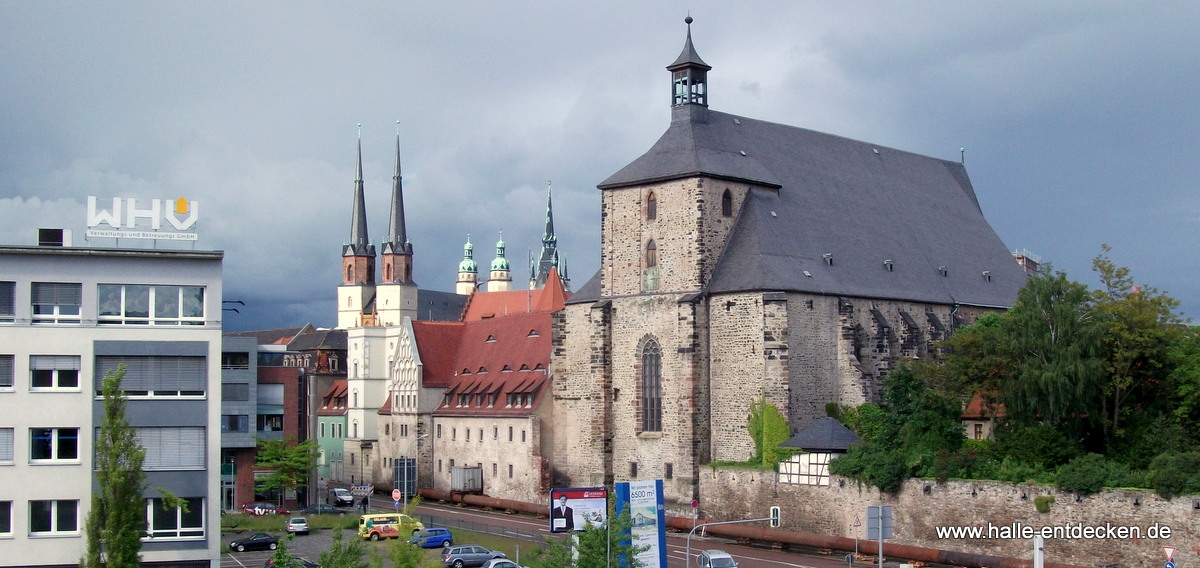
220,501,889,568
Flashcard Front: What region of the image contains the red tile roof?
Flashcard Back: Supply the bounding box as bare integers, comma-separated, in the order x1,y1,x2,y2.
961,392,1006,420
411,321,466,389
462,267,569,321
318,379,348,416
434,311,553,417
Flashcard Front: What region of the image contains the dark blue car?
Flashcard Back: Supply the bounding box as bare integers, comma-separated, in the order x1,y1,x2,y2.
409,527,453,548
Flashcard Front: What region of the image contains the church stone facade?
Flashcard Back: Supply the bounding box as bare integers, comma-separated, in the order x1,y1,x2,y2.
550,20,1027,511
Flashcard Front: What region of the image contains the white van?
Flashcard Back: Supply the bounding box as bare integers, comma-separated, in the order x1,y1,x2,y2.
329,487,354,506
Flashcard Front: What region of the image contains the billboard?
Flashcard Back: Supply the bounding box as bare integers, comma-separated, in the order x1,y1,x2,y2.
549,487,608,532
615,479,667,568
86,196,200,241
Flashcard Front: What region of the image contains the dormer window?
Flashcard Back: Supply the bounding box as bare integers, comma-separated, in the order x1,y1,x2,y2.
527,330,539,337
486,335,496,343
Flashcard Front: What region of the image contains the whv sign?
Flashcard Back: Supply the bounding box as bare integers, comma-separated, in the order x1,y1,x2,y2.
86,196,200,241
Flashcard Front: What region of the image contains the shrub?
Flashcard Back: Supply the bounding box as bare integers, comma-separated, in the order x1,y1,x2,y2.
1147,451,1200,499
1033,495,1054,513
1055,453,1111,495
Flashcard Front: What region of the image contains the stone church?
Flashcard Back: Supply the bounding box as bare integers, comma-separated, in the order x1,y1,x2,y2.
550,18,1028,511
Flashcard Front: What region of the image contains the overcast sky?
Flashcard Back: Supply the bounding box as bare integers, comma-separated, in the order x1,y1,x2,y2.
3,2,1198,331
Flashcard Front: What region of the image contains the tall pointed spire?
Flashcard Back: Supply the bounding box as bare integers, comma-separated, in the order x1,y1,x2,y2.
532,181,563,290
346,126,371,255
668,16,711,107
381,122,415,284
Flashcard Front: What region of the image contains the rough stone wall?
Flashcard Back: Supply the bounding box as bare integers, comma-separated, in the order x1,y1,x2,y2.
551,302,611,488
707,291,790,462
598,294,702,508
699,470,1197,567
431,415,545,504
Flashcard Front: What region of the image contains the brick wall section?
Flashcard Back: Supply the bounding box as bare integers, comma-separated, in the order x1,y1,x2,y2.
698,470,1198,567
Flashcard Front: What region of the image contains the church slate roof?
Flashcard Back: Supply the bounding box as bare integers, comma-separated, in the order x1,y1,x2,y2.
781,416,860,452
596,105,1027,308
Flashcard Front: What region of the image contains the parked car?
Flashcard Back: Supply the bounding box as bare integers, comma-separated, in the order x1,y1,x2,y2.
481,560,525,568
286,516,310,535
329,487,354,506
442,545,506,568
265,558,319,568
300,503,347,515
696,550,738,568
242,502,289,516
409,527,454,548
229,532,279,552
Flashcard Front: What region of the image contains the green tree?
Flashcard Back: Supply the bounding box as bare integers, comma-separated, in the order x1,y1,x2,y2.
1090,244,1185,442
385,536,428,568
82,365,148,568
527,535,575,568
573,506,647,568
255,437,321,505
747,396,791,468
319,529,373,568
998,266,1106,443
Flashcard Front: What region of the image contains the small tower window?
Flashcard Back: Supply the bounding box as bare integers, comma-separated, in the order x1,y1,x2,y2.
347,267,353,282
646,240,657,268
385,264,392,281
646,192,657,221
721,190,733,217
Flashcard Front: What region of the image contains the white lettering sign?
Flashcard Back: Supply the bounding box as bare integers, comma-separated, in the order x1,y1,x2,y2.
86,196,199,240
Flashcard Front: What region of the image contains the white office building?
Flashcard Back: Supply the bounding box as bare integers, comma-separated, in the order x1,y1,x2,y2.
0,240,223,567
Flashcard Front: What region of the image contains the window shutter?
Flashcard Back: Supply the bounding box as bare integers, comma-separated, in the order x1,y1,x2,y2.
0,281,14,315
30,355,80,370
139,427,205,470
0,428,13,461
95,356,206,392
32,282,81,306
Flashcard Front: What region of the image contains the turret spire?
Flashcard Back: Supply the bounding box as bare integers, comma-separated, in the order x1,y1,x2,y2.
531,180,563,290
346,126,371,255
668,16,711,107
381,122,415,284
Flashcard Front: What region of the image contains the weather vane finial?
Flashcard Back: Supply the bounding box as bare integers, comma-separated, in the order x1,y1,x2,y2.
357,123,362,138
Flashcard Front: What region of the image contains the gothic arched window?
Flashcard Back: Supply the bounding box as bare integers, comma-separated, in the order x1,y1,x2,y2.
646,240,658,268
641,339,662,432
646,192,657,221
722,189,733,217
347,267,353,282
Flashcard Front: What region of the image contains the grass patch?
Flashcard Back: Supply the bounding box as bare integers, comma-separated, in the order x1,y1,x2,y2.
221,513,357,533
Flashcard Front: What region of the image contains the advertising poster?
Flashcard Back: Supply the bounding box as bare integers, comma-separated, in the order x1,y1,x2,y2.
615,479,667,568
549,487,608,532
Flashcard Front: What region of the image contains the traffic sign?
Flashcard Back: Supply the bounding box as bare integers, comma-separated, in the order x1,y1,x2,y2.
1164,546,1176,562
392,489,402,501
1165,562,1174,568
852,515,861,527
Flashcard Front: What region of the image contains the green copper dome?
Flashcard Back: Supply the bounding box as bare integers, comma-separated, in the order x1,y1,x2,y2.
459,236,477,273
490,234,509,271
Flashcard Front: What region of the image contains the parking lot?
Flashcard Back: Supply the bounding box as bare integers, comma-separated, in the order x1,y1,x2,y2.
219,528,436,568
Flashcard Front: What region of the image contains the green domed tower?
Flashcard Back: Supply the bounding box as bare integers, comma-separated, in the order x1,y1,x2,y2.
488,232,513,291
456,235,479,295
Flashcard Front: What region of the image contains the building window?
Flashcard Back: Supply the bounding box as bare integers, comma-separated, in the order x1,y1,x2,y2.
665,463,673,479
508,426,513,442
452,428,457,441
449,459,455,469
31,428,78,462
508,464,513,479
257,415,284,432
438,459,442,473
493,427,498,440
0,500,10,535
521,430,526,443
646,192,657,221
31,282,81,324
146,497,203,539
630,462,638,478
0,354,12,388
0,428,13,464
721,190,733,217
973,423,983,440
640,340,663,432
437,424,442,439
352,421,358,439
645,240,657,268
95,356,206,397
30,355,80,390
320,423,326,438
478,428,483,442
385,423,391,437
222,383,249,401
221,415,249,433
98,284,205,325
29,499,78,534
138,427,205,470
492,463,497,476
0,281,14,323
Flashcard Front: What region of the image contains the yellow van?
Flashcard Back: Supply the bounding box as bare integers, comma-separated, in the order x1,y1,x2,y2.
358,513,424,541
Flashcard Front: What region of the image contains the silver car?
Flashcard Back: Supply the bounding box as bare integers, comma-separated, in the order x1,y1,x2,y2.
696,550,737,568
286,516,310,535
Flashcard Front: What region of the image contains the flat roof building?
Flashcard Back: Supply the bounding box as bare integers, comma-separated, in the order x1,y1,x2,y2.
1,242,224,567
